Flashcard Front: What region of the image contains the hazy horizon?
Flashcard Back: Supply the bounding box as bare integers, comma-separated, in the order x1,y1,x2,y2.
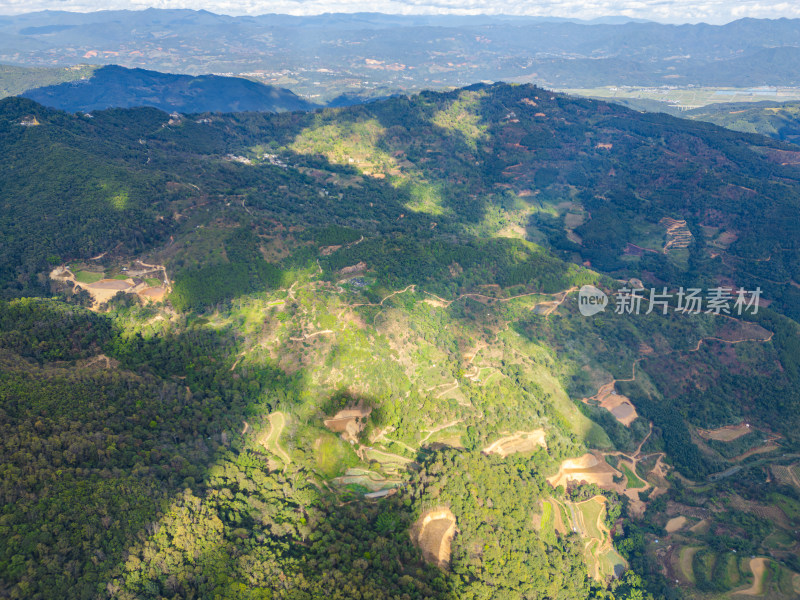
0,2,796,25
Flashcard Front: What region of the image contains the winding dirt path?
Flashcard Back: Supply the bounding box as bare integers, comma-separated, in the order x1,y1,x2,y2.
435,379,459,399
259,412,291,464
230,353,245,371
419,419,464,446
589,318,773,414
84,354,112,368
422,287,577,315
536,287,578,317
635,423,653,456
576,320,777,510
289,329,334,341
350,284,416,308
135,260,170,286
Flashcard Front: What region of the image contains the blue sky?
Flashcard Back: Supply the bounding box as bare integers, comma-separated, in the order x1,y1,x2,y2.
0,0,796,24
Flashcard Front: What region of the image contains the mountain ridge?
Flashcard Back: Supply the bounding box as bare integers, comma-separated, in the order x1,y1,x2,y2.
21,64,318,113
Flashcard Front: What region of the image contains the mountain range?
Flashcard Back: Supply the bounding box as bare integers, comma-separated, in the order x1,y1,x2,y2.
2,10,800,99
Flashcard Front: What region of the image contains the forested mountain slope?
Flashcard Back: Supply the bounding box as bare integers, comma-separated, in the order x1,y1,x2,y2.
683,100,800,145
3,83,800,599
0,63,97,98
21,65,317,113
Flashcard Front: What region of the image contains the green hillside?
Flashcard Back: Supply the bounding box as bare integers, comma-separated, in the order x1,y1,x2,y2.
3,84,800,599
685,101,800,145
0,63,97,98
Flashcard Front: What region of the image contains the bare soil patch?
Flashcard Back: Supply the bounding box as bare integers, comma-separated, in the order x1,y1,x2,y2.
690,519,709,534
547,452,621,490
320,244,342,256
601,393,638,426
88,279,131,290
738,557,768,596
698,424,753,442
713,230,739,249
765,148,800,165
585,381,639,427
324,405,371,442
50,261,170,308
413,508,457,569
423,297,449,308
79,354,117,369
733,443,780,462
665,516,687,533
84,278,134,304
139,286,167,302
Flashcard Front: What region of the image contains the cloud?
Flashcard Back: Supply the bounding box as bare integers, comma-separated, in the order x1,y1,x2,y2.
0,0,799,23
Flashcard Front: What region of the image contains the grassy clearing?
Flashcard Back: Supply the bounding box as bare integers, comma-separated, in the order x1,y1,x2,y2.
315,433,358,478
73,270,104,284
679,546,700,584
425,426,463,447
576,498,603,540
584,538,600,578
556,496,625,581
557,502,571,533
144,277,162,287
263,412,291,464
722,553,741,588
345,483,371,495
598,547,626,579
540,500,556,543
541,499,553,528
770,493,800,521
764,530,794,549
694,549,716,587
364,447,412,472
621,463,645,488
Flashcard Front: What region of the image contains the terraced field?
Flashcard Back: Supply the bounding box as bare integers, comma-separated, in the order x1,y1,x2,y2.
539,495,625,581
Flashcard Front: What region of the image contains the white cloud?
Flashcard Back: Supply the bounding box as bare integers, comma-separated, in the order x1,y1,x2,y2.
0,0,798,23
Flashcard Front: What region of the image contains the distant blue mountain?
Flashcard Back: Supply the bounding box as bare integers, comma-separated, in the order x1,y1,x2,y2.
22,65,317,113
